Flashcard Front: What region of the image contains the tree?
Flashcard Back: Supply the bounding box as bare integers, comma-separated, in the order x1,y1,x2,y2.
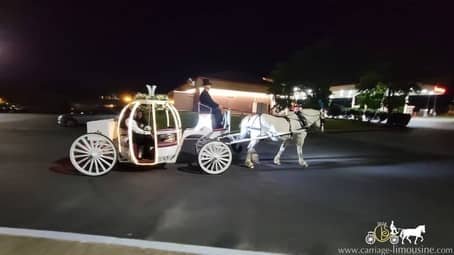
270,43,365,109
357,63,418,113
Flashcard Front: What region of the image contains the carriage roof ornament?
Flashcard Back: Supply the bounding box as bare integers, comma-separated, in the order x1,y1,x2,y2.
146,84,157,97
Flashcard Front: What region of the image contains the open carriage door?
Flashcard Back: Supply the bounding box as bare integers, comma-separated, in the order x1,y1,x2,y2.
153,102,182,163
127,101,158,165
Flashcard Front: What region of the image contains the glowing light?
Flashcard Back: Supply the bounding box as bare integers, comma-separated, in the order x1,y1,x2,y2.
122,95,133,103
104,104,115,108
293,86,299,92
0,97,5,104
262,77,274,83
205,88,270,98
434,86,446,95
421,89,428,94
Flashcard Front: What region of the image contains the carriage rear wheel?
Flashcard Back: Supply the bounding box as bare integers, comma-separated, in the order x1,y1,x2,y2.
70,133,117,176
198,141,232,175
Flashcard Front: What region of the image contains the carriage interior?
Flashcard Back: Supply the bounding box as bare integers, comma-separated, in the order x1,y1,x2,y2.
118,101,180,164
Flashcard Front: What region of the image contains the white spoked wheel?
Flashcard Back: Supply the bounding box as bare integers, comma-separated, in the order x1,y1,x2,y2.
70,133,117,176
198,141,232,175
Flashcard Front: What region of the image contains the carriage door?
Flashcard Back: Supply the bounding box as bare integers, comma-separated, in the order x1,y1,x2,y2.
128,102,157,165
154,102,180,162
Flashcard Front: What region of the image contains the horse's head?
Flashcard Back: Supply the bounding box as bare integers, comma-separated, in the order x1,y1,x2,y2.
419,225,426,233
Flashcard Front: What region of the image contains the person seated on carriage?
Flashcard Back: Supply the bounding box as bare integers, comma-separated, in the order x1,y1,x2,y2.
293,103,308,128
271,103,307,127
127,109,155,159
199,78,224,129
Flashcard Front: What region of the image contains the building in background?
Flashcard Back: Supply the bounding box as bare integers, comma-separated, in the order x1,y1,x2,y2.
169,72,273,114
329,83,449,116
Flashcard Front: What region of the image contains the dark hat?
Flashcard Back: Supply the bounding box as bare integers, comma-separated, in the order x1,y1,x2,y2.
202,78,212,86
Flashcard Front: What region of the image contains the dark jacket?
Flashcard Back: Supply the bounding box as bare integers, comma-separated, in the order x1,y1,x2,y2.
199,90,218,109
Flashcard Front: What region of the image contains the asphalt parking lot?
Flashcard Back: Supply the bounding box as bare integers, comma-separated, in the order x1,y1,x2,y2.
1,114,453,254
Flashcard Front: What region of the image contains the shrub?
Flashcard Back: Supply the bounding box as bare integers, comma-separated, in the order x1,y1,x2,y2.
328,104,345,116
386,112,411,127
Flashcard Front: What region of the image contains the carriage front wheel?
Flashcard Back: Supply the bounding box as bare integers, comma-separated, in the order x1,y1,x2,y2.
70,133,118,176
198,141,232,175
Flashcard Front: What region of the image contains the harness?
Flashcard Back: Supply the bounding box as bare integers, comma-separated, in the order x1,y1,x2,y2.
245,111,322,139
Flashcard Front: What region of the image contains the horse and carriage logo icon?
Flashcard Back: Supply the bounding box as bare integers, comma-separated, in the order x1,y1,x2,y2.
365,221,426,245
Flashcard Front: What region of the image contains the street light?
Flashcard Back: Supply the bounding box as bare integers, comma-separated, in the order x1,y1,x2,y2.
432,85,446,116
122,95,133,103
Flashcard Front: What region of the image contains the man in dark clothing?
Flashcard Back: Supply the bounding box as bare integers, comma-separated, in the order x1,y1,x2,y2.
294,104,308,128
199,79,223,128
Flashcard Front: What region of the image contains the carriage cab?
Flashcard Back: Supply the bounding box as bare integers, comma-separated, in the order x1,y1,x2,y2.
117,93,182,165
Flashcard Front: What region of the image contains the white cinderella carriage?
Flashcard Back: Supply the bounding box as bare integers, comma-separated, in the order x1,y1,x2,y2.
69,85,233,176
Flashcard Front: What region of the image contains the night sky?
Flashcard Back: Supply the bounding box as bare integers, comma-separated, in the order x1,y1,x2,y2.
1,1,453,106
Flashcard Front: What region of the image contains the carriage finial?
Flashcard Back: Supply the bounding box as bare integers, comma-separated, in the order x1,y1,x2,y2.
146,84,157,97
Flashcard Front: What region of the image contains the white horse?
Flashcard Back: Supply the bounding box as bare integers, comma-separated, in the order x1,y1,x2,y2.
238,109,323,168
400,225,426,245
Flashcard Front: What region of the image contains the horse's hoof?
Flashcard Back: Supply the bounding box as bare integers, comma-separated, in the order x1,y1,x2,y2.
251,153,260,164
245,161,255,169
273,159,281,165
299,161,309,168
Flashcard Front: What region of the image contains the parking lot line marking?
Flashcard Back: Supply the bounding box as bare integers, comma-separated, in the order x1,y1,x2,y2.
0,227,285,255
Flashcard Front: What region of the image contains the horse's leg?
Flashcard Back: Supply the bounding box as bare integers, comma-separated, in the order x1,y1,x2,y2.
245,139,258,169
251,142,260,164
296,132,308,167
273,139,288,165
415,235,422,244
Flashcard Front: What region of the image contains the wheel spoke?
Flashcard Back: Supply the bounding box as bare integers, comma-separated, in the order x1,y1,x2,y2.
88,159,94,172
201,152,212,159
100,155,115,160
81,136,92,150
207,144,216,154
73,148,89,154
94,158,99,173
206,160,213,169
98,157,111,169
219,150,230,156
218,157,229,163
88,137,95,150
81,158,91,170
77,156,89,165
75,142,90,152
97,158,107,172
214,161,220,172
